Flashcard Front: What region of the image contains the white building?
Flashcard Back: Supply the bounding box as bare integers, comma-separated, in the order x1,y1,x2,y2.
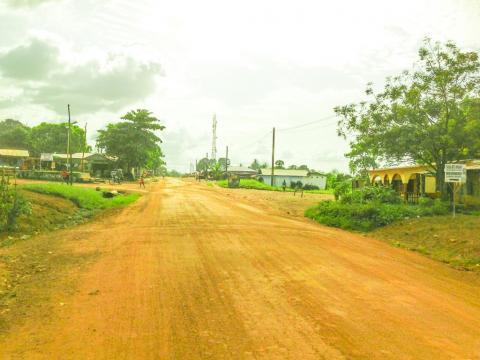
259,169,326,189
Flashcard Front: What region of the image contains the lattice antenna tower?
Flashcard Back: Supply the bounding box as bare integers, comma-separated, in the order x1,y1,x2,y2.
211,114,217,160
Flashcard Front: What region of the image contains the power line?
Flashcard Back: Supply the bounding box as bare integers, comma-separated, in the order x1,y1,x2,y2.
277,114,337,132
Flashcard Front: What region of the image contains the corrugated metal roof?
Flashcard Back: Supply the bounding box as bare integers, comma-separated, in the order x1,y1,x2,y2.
227,166,257,173
260,168,308,177
52,153,116,161
0,149,29,157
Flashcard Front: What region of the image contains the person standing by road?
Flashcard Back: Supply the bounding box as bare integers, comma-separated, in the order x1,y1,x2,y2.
61,169,69,184
139,173,146,188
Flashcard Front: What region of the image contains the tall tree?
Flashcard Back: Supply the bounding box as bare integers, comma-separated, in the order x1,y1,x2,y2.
0,119,31,150
335,39,480,196
30,122,87,156
96,109,165,174
274,159,285,169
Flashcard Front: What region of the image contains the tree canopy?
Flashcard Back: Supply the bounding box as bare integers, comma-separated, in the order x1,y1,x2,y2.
31,122,87,155
0,119,31,150
0,119,87,156
335,39,480,195
96,109,165,172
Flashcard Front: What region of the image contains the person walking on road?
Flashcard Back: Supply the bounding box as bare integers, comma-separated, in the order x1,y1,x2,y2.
139,173,146,188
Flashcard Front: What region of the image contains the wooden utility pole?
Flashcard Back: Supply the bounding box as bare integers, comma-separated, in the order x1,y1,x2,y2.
271,127,275,186
81,122,87,172
225,146,229,176
67,104,73,185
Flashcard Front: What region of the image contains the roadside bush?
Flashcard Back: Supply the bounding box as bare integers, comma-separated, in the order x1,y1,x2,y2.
333,180,351,200
0,176,31,232
341,186,400,205
303,184,319,190
306,199,450,232
290,181,303,189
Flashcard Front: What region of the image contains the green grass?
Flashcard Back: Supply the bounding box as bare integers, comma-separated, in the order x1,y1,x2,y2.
372,215,480,272
216,179,333,194
305,200,449,232
21,183,140,210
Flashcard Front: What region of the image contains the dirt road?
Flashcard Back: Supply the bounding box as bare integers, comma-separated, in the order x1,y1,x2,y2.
1,178,480,359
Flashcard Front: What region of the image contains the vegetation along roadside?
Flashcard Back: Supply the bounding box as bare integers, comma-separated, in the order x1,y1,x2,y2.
216,179,333,194
306,186,480,272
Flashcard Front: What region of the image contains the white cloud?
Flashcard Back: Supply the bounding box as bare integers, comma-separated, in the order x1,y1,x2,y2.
0,0,479,173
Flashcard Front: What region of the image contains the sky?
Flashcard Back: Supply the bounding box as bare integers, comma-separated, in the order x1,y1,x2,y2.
0,0,479,173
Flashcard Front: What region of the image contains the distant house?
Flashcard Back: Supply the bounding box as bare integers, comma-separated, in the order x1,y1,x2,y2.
0,148,30,168
226,166,258,179
46,153,117,177
259,168,326,189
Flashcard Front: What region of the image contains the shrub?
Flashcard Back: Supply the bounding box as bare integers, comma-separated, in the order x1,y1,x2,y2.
341,186,400,205
290,181,303,189
0,175,31,232
303,184,319,190
333,181,351,200
306,199,449,232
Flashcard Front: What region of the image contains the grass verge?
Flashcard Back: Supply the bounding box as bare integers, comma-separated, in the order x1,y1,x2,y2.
305,200,449,232
21,183,140,210
216,179,333,194
372,215,480,272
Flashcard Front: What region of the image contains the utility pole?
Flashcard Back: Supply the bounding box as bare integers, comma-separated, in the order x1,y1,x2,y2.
225,146,229,176
271,127,275,186
67,104,73,185
81,122,87,172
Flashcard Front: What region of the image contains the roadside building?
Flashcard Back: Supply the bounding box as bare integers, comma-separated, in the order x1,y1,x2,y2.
225,166,258,179
368,160,480,200
259,169,327,189
49,153,117,177
0,148,29,169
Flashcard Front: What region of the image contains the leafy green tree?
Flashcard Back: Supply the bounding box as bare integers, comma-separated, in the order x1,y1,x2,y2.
298,164,309,171
96,109,165,174
196,157,210,172
0,119,31,150
288,164,298,170
30,122,87,156
250,159,261,170
210,161,223,179
335,39,480,197
274,160,285,169
145,146,165,172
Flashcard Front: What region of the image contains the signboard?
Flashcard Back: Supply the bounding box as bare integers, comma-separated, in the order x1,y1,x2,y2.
445,163,466,183
40,153,53,162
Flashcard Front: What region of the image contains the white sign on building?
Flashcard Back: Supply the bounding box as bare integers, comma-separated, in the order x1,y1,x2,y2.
40,153,54,162
444,164,466,183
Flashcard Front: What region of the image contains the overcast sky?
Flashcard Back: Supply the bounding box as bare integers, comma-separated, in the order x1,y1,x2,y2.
0,0,479,172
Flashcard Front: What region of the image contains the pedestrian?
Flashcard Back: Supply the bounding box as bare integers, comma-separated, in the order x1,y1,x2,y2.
139,173,145,188
282,180,287,192
61,169,69,184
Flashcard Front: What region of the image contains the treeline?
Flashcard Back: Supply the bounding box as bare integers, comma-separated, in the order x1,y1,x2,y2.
0,109,165,174
0,119,87,155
